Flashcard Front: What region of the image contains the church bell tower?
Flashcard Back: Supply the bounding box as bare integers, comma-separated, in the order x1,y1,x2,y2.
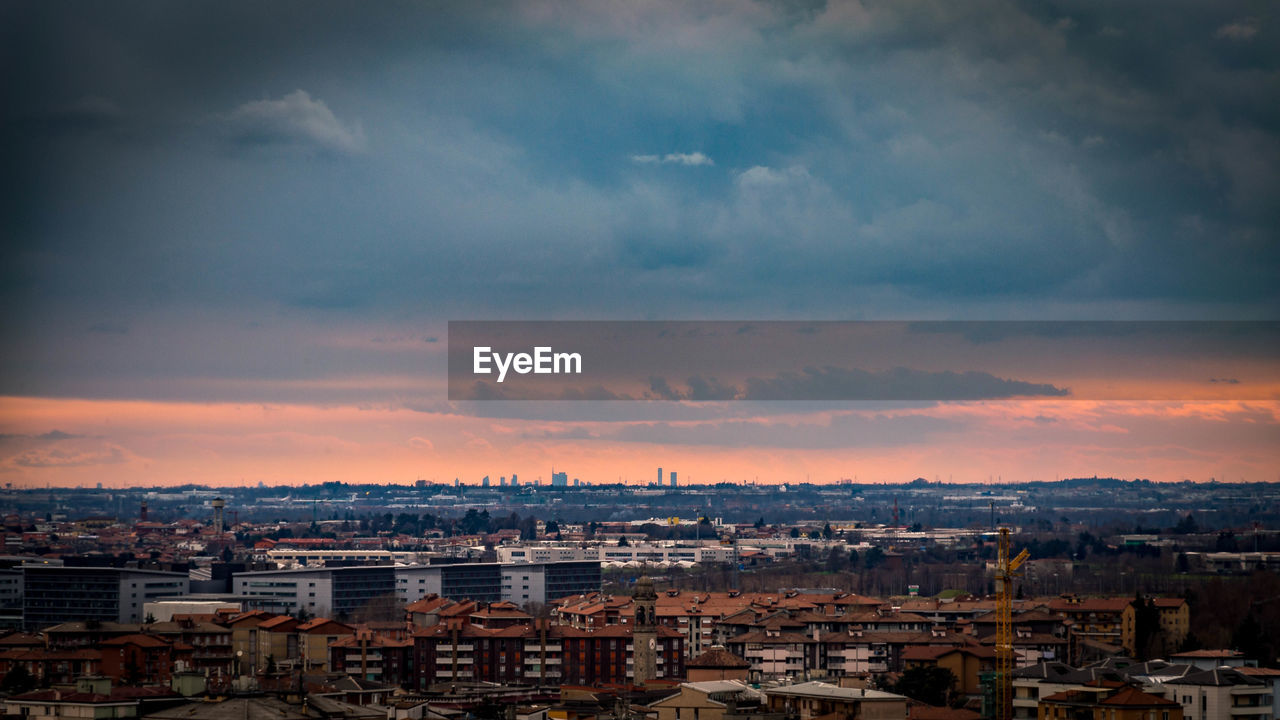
632,575,658,685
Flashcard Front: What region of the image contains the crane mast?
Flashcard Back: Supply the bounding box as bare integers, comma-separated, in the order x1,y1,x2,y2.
995,527,1029,720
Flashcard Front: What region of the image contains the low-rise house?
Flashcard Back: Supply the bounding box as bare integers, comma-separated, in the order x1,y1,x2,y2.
1011,662,1076,720
901,644,996,696
763,681,908,720
649,680,767,720
1039,685,1183,720
298,618,356,671
1167,650,1250,671
1161,667,1272,720
329,632,414,687
685,646,751,682
100,634,175,685
3,677,179,719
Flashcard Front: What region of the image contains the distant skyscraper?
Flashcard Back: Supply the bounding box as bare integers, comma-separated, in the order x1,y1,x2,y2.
670,471,677,487
658,467,663,485
552,471,568,487
511,474,518,487
500,476,507,487
482,476,490,487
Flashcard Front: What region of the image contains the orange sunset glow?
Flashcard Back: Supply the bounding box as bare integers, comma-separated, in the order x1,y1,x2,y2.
2,395,1276,487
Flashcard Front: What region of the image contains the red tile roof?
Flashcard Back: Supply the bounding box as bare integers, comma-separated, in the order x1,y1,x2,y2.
100,633,171,649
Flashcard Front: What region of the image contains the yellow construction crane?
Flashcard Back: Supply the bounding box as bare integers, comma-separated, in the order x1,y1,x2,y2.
995,528,1029,720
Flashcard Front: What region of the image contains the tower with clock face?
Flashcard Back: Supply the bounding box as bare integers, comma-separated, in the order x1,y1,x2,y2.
632,575,658,685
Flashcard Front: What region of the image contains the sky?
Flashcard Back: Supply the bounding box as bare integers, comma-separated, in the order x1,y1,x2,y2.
1,0,1277,488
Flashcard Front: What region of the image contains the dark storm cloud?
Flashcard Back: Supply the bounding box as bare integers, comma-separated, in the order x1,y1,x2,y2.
635,368,1068,401
1,0,1277,402
741,367,1068,400
0,430,87,444
609,411,962,450
219,90,366,155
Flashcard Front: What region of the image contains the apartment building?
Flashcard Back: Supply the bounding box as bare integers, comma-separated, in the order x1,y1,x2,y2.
411,621,685,690
1162,668,1273,720
233,566,398,618
22,566,189,628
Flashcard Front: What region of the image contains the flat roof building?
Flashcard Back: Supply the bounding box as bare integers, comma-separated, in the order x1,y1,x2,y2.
22,566,189,629
236,561,600,617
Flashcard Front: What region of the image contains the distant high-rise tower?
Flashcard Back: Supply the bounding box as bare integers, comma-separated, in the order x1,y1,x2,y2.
510,474,518,487
658,467,663,485
482,475,490,487
552,471,568,487
632,576,658,685
670,471,677,487
211,497,225,535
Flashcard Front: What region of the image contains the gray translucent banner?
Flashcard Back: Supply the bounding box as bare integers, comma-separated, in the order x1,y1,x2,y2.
447,321,1280,401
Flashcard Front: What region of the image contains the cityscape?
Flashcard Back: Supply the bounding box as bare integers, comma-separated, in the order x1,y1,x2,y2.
2,1,1278,720
1,477,1279,719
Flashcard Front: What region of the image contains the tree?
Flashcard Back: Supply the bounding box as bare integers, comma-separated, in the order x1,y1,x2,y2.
893,665,957,707
545,520,560,536
825,547,846,573
1232,611,1269,665
0,664,36,694
144,612,156,624
1174,513,1199,535
1131,591,1163,660
789,527,801,539
864,547,886,570
822,523,833,540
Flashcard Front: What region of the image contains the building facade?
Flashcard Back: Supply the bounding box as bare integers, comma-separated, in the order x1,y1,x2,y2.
22,567,188,628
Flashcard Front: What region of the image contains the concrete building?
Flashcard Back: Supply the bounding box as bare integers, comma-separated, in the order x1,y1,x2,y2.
1011,662,1077,720
412,621,684,689
1039,685,1183,720
1168,650,1249,671
232,566,396,619
651,681,768,720
1236,667,1280,720
763,682,908,720
498,543,739,566
236,561,600,616
263,549,420,567
22,566,189,628
1161,668,1272,720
